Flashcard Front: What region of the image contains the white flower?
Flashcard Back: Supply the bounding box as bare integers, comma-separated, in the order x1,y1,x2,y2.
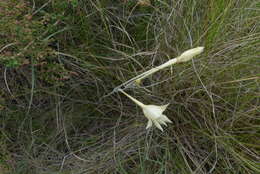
142,104,172,131
176,47,204,63
119,90,172,131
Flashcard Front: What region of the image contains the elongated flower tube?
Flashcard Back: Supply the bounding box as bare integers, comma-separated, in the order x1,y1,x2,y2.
134,47,204,84
119,89,172,131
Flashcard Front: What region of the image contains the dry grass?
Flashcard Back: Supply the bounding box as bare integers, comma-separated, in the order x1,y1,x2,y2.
0,0,259,173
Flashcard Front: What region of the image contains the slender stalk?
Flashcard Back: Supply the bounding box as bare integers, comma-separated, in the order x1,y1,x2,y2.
136,58,178,82
113,57,179,92
119,89,145,108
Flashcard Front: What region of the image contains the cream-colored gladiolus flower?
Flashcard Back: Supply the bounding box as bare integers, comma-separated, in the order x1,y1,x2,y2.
119,89,172,131
176,47,204,63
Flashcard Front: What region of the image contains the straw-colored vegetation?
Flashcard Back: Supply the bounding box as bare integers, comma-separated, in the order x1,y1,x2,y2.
0,0,259,173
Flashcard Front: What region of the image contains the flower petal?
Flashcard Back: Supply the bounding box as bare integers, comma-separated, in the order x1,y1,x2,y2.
153,120,164,131
143,104,169,120
161,114,172,123
157,118,167,126
161,104,170,112
146,119,153,129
